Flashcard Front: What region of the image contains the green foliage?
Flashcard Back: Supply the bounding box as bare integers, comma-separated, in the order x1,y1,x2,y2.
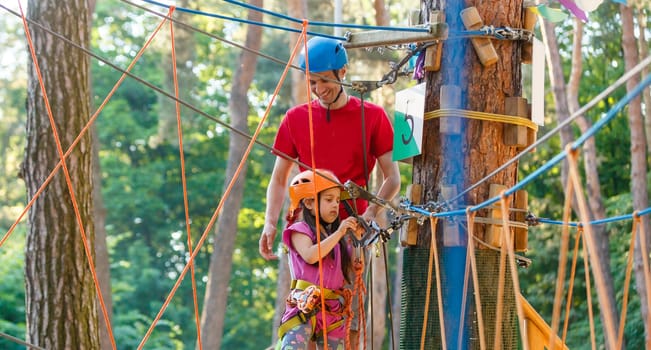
0,0,649,349
0,228,26,350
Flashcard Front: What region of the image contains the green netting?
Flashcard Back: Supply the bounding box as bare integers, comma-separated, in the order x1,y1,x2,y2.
400,247,519,349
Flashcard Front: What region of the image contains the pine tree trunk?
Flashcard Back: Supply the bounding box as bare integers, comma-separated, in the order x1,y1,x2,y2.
23,0,99,348
151,0,196,147
636,8,651,158
199,2,263,349
621,4,651,349
408,0,522,348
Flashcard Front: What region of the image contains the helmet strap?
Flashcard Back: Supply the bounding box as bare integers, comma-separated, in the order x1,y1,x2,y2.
325,69,345,122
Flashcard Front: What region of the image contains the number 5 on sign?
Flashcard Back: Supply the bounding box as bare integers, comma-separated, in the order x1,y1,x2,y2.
393,83,426,162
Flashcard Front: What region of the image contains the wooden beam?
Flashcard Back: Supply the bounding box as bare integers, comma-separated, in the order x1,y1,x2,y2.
343,23,448,49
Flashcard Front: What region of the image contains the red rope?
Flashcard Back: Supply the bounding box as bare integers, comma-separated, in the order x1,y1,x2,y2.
352,256,368,348
300,21,332,348
136,21,309,350
168,10,203,349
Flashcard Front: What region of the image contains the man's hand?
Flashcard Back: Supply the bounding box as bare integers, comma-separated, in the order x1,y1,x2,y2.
259,224,278,260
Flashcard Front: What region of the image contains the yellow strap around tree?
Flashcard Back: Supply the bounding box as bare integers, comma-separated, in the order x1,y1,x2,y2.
424,108,538,131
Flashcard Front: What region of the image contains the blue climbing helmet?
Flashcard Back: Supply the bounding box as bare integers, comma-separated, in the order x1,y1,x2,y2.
298,37,348,73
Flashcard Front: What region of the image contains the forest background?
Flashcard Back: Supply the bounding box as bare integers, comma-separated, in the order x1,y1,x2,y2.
0,0,650,349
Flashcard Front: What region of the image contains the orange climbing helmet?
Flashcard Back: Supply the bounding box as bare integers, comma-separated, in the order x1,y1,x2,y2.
288,169,342,214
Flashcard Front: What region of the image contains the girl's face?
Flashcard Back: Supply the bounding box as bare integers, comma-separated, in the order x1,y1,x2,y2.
315,187,341,224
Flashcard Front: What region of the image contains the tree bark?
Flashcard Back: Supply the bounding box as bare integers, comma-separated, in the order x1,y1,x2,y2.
373,0,390,27
150,0,196,148
410,0,522,348
199,2,263,349
87,1,114,349
23,0,99,348
636,7,651,158
542,18,619,348
621,4,651,348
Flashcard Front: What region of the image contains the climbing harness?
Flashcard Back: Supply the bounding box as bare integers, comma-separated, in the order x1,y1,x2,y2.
277,279,351,342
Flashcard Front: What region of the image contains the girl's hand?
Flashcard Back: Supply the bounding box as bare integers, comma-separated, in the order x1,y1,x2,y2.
340,217,364,240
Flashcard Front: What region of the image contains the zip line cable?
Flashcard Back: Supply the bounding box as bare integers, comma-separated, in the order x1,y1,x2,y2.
0,331,46,350
16,1,124,349
0,3,319,183
434,72,651,218
167,15,203,349
3,1,651,347
137,22,310,350
140,0,346,40
121,0,355,89
221,0,430,33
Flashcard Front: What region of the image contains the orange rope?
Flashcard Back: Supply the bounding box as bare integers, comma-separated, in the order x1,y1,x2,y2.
352,256,368,349
168,11,202,349
299,20,331,348
581,228,597,350
492,219,506,350
549,158,576,350
498,193,528,350
638,207,651,341
457,235,471,349
566,146,617,349
616,214,639,349
561,229,582,343
419,217,443,349
466,210,486,350
16,2,175,349
0,6,169,255
433,217,447,348
337,287,354,350
136,20,308,350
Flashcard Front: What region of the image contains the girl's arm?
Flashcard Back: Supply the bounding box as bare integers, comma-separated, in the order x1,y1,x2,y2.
292,217,357,264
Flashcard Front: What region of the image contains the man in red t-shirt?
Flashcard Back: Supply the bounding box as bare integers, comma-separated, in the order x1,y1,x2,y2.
259,36,400,348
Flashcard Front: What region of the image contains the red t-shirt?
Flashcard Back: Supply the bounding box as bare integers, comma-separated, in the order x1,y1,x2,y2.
273,96,394,215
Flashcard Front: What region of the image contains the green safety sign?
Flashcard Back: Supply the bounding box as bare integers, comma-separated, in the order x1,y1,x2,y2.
393,83,425,161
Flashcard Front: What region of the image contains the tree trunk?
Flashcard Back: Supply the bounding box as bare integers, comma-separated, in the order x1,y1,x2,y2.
409,0,522,348
373,0,390,27
636,7,651,158
289,0,308,106
199,2,263,349
150,0,195,148
23,0,99,348
87,1,114,349
621,4,651,348
542,18,619,348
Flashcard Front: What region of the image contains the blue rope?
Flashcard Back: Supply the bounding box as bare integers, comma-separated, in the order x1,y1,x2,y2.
398,73,651,226
402,205,651,229
140,0,345,40
537,218,579,227
535,206,650,228
223,0,430,33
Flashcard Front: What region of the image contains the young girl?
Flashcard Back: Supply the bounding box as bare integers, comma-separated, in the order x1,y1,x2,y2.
277,169,362,350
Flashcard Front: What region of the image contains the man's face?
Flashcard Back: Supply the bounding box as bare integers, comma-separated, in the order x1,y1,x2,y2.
309,68,345,105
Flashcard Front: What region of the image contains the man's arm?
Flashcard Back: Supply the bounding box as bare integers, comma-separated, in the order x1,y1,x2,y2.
363,151,401,221
259,156,294,260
